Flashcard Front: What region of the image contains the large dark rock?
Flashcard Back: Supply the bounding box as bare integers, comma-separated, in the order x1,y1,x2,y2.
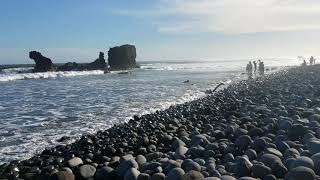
29,51,55,72
57,52,107,72
108,44,138,70
85,52,107,71
57,62,81,71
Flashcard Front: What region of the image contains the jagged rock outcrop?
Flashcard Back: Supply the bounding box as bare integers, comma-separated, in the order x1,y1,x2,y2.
108,45,138,70
57,62,81,71
29,51,55,72
85,52,107,71
56,52,107,72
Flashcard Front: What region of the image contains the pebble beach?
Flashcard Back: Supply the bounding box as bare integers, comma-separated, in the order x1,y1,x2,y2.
2,64,320,180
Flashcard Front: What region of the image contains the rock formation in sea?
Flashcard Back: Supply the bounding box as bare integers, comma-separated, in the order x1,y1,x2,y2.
29,51,55,72
57,62,81,71
108,44,138,70
85,52,107,71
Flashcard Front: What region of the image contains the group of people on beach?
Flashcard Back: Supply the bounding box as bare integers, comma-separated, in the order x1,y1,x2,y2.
302,56,316,66
246,60,264,78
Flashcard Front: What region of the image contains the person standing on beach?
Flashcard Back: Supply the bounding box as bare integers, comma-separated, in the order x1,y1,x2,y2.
258,61,265,76
310,56,314,65
253,61,257,75
302,60,307,66
246,61,253,78
310,56,316,65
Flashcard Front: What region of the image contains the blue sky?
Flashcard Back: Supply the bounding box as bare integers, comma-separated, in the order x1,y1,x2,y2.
1,0,320,64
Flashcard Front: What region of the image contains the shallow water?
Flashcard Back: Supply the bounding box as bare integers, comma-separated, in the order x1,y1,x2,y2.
0,59,299,162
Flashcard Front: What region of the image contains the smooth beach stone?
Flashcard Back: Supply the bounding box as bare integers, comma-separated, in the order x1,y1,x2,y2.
290,156,314,170
116,159,139,176
245,149,257,161
248,127,264,137
154,166,162,173
174,146,188,159
194,159,206,166
204,177,220,180
188,146,205,158
287,124,307,140
251,164,272,178
220,175,236,180
163,160,181,173
271,161,288,178
135,155,147,167
235,157,253,177
252,138,267,152
124,168,140,180
224,153,235,163
146,152,163,161
307,139,320,155
137,173,150,180
172,139,186,150
121,154,134,161
279,120,292,130
206,163,216,172
311,153,320,164
141,162,161,172
285,167,316,180
78,164,96,179
284,148,300,159
260,154,281,168
167,168,185,180
51,170,75,180
94,166,116,180
309,114,320,122
150,173,165,180
238,177,257,180
183,170,204,180
162,134,173,143
284,158,297,169
183,161,201,172
262,174,277,180
67,157,83,168
235,135,252,149
264,148,283,158
276,141,290,153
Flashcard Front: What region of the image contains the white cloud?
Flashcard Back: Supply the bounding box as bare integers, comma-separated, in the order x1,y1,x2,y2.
115,0,320,34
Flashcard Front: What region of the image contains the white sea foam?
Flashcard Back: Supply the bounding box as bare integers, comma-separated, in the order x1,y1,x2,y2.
0,70,104,82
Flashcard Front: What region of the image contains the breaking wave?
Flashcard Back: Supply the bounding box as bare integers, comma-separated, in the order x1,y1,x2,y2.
0,70,104,82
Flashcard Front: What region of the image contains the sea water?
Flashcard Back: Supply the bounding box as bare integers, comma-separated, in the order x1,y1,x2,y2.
0,59,300,162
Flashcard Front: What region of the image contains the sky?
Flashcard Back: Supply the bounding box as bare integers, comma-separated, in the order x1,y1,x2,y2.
0,0,320,64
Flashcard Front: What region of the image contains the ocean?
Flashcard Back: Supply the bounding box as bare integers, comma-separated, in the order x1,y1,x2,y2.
0,59,300,163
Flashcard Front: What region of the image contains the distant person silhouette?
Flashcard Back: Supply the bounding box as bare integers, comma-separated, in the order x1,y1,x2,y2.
258,61,265,76
310,56,314,65
302,60,307,66
246,61,253,78
253,61,257,74
310,56,316,65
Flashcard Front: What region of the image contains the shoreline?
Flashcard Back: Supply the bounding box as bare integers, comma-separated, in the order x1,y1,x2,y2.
2,65,320,179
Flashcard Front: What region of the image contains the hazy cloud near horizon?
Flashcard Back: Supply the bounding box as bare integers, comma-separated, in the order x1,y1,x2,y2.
115,0,320,34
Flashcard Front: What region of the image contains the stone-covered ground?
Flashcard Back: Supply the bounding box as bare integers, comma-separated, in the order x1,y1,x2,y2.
2,65,320,180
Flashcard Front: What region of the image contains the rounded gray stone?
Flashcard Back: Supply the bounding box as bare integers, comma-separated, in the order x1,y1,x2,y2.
67,157,83,168
285,166,316,180
167,168,185,180
79,164,96,179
